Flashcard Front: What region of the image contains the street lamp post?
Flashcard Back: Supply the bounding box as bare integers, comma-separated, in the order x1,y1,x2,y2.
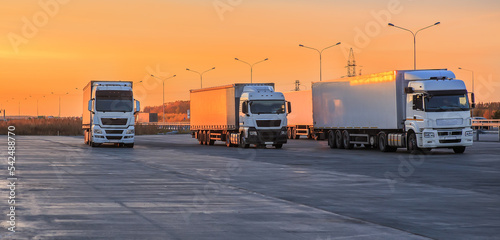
151,74,177,123
52,92,68,117
234,58,269,83
388,22,441,70
458,67,474,94
299,42,341,81
186,67,215,88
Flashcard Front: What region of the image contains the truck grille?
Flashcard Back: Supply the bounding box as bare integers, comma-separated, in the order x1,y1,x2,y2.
438,131,462,136
106,130,124,134
439,139,461,144
256,120,281,127
101,118,128,125
107,136,123,140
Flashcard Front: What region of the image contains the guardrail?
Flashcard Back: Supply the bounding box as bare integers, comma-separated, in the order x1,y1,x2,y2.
138,122,190,131
472,119,500,142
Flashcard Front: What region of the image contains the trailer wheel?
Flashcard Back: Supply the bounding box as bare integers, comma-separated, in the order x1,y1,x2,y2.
328,131,336,149
453,146,466,154
335,130,344,149
198,131,203,145
343,130,354,149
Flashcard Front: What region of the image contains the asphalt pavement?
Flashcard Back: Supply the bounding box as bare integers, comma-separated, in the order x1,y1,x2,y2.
0,134,499,239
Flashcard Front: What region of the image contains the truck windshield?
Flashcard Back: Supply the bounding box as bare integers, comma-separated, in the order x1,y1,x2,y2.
95,90,133,112
250,100,285,114
425,94,470,112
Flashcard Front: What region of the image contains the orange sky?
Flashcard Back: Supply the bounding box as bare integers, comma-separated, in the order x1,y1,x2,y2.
1,0,499,117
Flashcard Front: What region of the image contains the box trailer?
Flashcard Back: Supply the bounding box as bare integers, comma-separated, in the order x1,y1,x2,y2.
283,90,314,139
312,70,474,154
83,81,140,147
190,83,290,148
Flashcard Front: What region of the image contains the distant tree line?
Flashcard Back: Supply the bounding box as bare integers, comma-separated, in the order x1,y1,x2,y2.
474,102,500,119
143,100,189,114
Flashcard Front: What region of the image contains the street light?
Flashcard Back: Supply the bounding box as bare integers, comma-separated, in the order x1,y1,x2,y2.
52,92,68,117
151,74,177,123
186,67,216,88
234,58,269,83
388,22,441,70
458,67,474,94
299,42,341,81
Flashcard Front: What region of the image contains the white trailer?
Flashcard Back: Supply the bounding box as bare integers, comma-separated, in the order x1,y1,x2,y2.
190,83,290,148
283,90,314,139
312,70,474,154
83,81,140,148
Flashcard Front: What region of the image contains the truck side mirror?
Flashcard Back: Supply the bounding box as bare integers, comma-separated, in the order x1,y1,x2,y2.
88,100,94,113
242,101,248,114
412,95,423,111
470,92,476,109
135,100,140,113
287,101,292,114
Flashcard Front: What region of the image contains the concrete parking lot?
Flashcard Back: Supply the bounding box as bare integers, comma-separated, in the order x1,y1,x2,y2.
1,134,499,239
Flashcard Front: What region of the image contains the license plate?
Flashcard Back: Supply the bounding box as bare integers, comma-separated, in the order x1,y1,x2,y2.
444,136,457,140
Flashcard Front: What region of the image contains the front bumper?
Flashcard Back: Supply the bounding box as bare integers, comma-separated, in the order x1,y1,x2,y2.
246,128,287,145
419,128,473,148
92,127,135,144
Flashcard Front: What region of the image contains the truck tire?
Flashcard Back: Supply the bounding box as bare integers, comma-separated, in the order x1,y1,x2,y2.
408,132,420,154
239,135,249,148
287,128,292,139
335,130,344,149
125,143,134,148
91,142,100,148
343,130,354,149
226,133,232,147
328,131,336,149
274,144,283,149
198,131,203,145
453,146,466,154
378,132,396,152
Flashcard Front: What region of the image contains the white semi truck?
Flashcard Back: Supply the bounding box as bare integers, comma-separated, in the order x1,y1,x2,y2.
312,70,474,154
190,83,290,148
83,81,140,148
283,90,314,139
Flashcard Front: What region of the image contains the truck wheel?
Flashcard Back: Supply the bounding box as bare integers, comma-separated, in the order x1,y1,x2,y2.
335,130,344,149
287,128,292,139
294,130,300,139
408,132,420,154
328,131,336,149
125,143,134,148
274,144,283,149
226,133,232,147
453,146,466,154
239,135,249,148
378,132,391,152
91,142,100,148
198,131,203,145
343,130,353,149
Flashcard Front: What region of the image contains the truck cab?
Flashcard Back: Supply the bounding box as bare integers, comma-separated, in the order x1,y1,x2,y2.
238,86,290,148
404,72,474,153
83,81,140,148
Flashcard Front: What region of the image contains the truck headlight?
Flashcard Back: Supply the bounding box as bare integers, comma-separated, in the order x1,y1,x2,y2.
93,129,103,134
249,131,257,136
424,132,435,138
280,130,287,135
126,129,135,134
465,130,473,137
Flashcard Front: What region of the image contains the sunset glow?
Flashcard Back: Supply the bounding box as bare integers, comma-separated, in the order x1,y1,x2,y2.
1,0,499,117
